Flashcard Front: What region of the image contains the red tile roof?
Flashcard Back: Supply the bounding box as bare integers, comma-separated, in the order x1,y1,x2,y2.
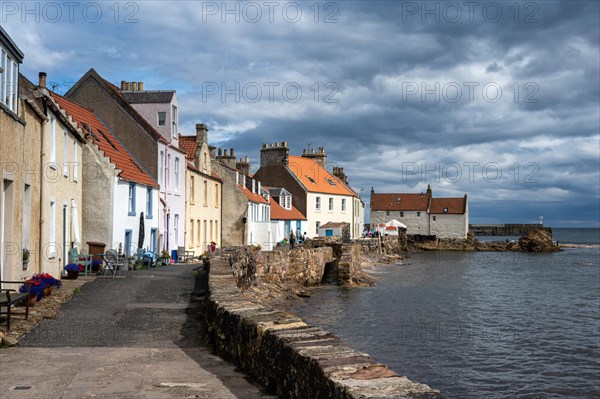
241,186,268,204
288,156,356,196
269,197,306,220
430,197,467,214
178,135,198,159
371,193,431,211
320,222,349,229
50,92,158,187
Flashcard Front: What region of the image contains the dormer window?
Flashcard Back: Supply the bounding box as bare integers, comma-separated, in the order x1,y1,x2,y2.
281,195,292,210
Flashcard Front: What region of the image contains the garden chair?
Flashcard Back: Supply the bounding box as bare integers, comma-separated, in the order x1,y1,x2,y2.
69,247,93,276
177,246,194,263
103,249,128,279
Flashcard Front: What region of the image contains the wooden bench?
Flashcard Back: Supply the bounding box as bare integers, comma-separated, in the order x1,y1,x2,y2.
0,280,31,332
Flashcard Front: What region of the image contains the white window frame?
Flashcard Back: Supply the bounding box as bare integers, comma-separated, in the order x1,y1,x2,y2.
316,196,321,211
73,140,78,181
174,157,180,190
50,115,57,166
341,198,346,212
63,129,69,177
49,201,56,258
328,197,333,211
157,111,166,127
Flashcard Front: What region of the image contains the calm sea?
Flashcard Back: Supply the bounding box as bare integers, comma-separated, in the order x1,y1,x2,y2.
290,228,600,398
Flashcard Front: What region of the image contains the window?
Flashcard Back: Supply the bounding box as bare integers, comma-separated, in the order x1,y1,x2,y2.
0,50,18,113
433,216,437,221
174,158,180,190
210,220,213,241
417,211,421,217
63,129,69,177
190,220,194,247
146,187,153,218
49,201,56,258
316,196,321,211
328,198,333,211
171,105,178,137
22,184,31,249
159,151,164,183
400,212,404,217
166,154,171,187
197,220,201,246
215,221,219,243
316,221,320,233
50,115,56,165
203,180,208,206
326,178,336,186
128,183,136,215
215,183,219,207
341,198,346,212
150,228,157,252
174,214,179,246
203,152,208,171
190,176,195,203
157,111,166,126
203,220,207,250
73,141,78,181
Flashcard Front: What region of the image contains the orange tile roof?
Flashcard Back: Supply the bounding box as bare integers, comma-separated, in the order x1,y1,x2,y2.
430,197,467,214
371,193,430,211
320,222,349,229
240,186,268,204
269,197,306,220
288,156,356,196
178,135,197,159
51,92,158,187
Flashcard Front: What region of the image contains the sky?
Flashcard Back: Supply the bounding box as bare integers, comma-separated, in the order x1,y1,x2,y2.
2,0,599,227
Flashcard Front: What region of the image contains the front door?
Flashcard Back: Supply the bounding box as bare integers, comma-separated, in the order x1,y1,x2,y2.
125,230,132,257
63,205,68,272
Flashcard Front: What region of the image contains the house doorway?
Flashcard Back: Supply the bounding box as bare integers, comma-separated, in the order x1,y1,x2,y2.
1,179,15,283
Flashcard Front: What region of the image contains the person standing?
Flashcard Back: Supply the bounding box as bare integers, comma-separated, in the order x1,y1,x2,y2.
289,232,296,250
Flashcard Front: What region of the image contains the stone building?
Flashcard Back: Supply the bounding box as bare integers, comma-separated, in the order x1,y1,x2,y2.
370,185,468,239
0,26,43,281
65,70,186,255
253,143,364,239
178,124,222,255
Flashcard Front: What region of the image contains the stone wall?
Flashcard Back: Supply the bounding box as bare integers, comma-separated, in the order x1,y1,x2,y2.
206,256,446,399
358,233,408,256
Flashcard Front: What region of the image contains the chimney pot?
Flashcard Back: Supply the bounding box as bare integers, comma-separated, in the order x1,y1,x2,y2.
230,148,235,157
138,82,144,91
282,141,287,147
303,149,307,155
224,149,228,157
120,80,127,91
131,82,138,91
245,155,249,163
218,148,223,156
38,72,47,89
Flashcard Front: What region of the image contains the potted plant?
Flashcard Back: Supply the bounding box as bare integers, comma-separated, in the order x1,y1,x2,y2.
22,248,30,270
38,273,62,296
19,276,44,305
91,259,101,273
64,263,80,279
160,250,170,265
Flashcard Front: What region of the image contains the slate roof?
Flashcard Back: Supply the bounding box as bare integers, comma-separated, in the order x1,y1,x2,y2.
51,92,158,187
121,91,175,104
371,193,431,211
270,197,306,220
287,156,356,197
430,197,467,214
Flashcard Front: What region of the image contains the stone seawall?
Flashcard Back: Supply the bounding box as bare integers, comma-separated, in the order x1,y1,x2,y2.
206,256,446,399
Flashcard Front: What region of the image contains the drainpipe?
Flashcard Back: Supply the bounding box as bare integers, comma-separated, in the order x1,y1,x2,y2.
38,93,47,275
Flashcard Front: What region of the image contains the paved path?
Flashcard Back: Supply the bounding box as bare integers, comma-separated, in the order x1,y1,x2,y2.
0,264,275,399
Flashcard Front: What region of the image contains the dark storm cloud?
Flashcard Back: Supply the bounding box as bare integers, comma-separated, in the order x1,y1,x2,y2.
4,0,598,226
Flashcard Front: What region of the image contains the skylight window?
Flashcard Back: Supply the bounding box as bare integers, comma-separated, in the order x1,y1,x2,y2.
326,178,337,186
306,175,316,184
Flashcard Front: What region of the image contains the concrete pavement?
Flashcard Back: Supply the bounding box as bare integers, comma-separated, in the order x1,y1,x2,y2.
0,264,275,399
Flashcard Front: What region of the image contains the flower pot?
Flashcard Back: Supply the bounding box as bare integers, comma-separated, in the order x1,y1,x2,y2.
43,287,53,297
91,264,100,273
66,270,79,280
28,293,37,307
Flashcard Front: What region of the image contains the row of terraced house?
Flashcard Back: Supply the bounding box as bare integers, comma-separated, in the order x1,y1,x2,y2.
0,26,368,282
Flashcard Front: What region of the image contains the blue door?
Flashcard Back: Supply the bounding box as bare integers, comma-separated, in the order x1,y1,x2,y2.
326,229,334,237
124,230,132,256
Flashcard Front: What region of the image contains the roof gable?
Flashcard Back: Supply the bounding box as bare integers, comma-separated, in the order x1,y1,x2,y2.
51,92,157,187
288,156,356,196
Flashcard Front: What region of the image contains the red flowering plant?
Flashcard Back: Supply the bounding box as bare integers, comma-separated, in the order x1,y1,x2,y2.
18,274,62,300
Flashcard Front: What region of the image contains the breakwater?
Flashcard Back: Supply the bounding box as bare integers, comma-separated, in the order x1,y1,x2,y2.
469,223,551,236
205,253,446,399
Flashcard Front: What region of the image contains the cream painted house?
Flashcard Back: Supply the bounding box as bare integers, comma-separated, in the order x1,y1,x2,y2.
35,80,86,277
370,185,468,239
179,124,222,255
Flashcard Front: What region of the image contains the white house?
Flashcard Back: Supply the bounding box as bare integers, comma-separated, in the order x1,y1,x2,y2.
52,93,160,257
240,175,276,250
268,187,308,243
370,185,468,239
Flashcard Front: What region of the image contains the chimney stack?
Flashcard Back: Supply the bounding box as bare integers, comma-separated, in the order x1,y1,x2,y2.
260,141,289,168
195,123,208,145
38,72,47,89
302,145,327,167
216,146,237,169
236,156,251,176
333,166,348,184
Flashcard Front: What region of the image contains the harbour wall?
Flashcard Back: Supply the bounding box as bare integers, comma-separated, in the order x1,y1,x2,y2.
205,250,446,398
